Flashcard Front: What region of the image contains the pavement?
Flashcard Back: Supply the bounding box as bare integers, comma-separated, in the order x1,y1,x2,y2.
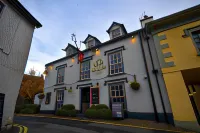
11,116,195,133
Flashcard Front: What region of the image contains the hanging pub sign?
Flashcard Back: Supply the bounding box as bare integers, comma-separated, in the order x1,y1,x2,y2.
112,103,124,119
91,59,106,72
90,87,99,104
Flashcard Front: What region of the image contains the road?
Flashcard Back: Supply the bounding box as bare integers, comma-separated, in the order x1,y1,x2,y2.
14,116,177,133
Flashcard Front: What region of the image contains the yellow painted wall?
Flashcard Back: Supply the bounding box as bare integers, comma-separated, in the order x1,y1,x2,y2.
163,71,197,121
157,20,200,74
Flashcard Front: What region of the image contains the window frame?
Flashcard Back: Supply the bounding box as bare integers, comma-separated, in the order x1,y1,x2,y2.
88,39,95,48
45,92,51,105
189,26,200,56
111,28,121,39
108,82,127,109
80,60,90,80
108,50,124,75
56,66,65,84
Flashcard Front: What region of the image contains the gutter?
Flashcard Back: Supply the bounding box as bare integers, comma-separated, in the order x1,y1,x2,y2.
138,31,159,122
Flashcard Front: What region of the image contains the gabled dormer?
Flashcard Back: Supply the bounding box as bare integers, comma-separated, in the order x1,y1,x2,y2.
62,43,77,56
107,22,127,40
83,34,101,49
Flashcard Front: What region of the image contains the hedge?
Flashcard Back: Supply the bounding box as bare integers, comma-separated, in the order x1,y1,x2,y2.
61,104,75,111
15,105,25,113
20,108,34,114
84,104,112,119
56,109,76,117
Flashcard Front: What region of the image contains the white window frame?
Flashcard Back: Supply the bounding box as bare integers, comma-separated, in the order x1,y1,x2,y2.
88,40,95,48
189,26,200,55
80,61,90,80
108,51,124,75
109,83,126,109
111,28,121,39
57,67,65,84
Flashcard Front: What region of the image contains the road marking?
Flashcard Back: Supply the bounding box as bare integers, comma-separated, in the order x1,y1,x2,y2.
16,114,195,133
14,124,28,133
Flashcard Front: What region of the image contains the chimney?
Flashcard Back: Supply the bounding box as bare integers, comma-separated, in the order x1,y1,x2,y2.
140,15,153,28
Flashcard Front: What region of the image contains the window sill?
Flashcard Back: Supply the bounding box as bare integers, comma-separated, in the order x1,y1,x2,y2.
54,83,64,86
78,79,91,82
107,73,126,77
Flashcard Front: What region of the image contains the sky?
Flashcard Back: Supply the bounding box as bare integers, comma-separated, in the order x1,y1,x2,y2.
19,0,200,75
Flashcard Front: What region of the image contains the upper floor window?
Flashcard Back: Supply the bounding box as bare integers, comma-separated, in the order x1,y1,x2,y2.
88,40,95,48
112,28,121,39
57,67,65,84
67,48,73,56
109,51,124,75
80,61,90,80
0,1,5,14
191,29,200,53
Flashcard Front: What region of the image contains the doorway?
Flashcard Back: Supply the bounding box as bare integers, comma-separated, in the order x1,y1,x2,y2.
81,87,90,113
56,90,64,110
0,93,5,130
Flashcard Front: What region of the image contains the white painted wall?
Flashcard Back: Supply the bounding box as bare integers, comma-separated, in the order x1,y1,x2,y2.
41,34,163,114
0,0,35,128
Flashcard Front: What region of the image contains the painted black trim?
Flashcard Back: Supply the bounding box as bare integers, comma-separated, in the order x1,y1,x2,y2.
55,64,67,70
76,83,93,89
104,46,125,56
107,22,127,34
7,0,42,28
40,110,55,114
0,93,5,130
77,79,91,82
107,73,126,77
104,77,128,86
45,30,140,67
138,31,159,122
77,56,93,64
54,87,66,92
54,83,64,86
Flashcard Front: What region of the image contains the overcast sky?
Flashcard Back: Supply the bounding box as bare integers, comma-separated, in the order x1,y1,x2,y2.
19,0,200,75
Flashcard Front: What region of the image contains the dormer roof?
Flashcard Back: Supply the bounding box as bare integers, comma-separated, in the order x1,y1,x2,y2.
83,34,101,44
106,22,127,34
62,43,77,52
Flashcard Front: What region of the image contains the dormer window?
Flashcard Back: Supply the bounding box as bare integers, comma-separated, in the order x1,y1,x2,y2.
112,28,121,38
88,40,95,48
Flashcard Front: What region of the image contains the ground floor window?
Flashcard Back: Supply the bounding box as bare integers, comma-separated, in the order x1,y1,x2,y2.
45,92,51,104
109,83,126,109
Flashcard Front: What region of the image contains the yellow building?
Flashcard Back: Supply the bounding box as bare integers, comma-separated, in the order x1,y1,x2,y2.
146,5,200,131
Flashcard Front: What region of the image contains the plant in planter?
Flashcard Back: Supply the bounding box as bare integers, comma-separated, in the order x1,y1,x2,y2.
38,93,45,99
68,87,72,92
129,75,140,90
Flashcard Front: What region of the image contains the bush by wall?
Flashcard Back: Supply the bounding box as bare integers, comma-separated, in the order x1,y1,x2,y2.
15,105,25,113
20,108,34,114
61,104,75,111
84,104,112,119
55,109,76,117
24,104,40,113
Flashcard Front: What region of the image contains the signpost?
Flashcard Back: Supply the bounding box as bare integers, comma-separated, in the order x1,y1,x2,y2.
112,103,124,119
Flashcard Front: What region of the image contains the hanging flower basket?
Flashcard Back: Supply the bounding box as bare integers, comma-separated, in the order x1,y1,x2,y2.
129,74,140,90
38,93,45,99
130,82,140,90
68,89,72,93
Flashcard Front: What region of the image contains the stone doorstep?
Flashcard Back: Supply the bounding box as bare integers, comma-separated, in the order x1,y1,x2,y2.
15,114,195,133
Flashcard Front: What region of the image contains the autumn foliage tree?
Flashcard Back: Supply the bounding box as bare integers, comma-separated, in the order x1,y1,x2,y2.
19,74,44,103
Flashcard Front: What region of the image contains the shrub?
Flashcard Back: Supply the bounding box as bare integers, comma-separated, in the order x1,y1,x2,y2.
99,109,112,119
85,109,97,118
66,110,76,117
56,109,76,117
15,105,24,113
20,108,34,114
24,104,40,113
95,104,109,110
130,82,140,90
61,104,75,111
90,105,96,109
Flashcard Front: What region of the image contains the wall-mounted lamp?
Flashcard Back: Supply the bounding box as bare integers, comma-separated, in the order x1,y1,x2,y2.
131,36,136,44
71,57,75,63
95,49,100,56
96,48,99,51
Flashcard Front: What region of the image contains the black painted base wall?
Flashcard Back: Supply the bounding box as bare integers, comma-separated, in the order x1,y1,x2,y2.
127,112,174,125
40,110,55,114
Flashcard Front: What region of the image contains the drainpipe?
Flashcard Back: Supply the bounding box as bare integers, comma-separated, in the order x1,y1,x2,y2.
138,31,159,122
142,27,169,124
